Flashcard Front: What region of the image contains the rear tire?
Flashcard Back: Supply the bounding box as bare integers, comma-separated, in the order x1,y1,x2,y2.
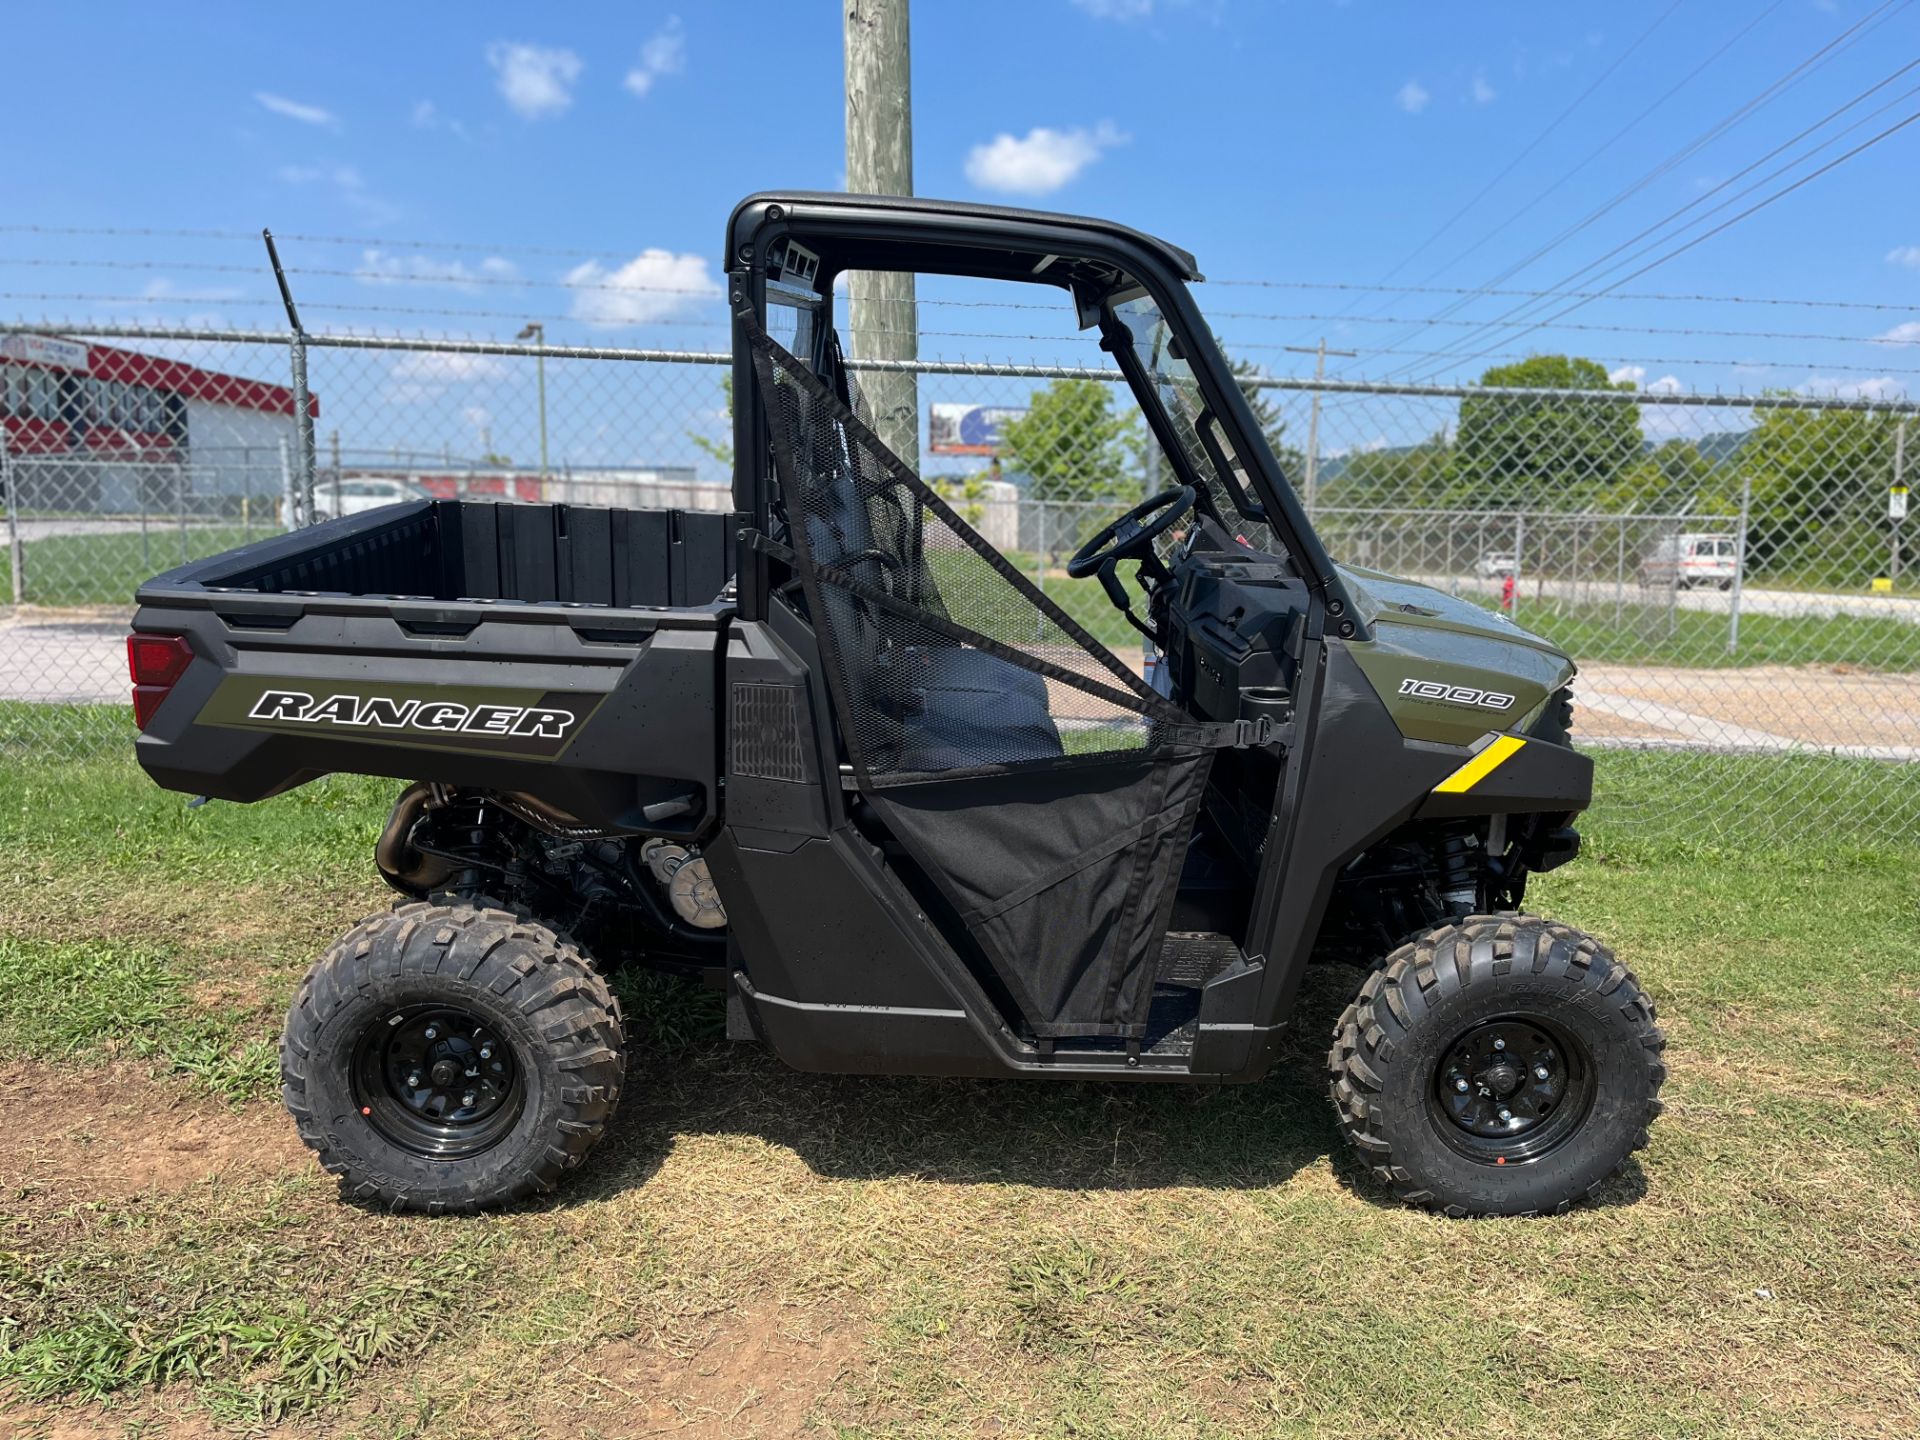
282,900,625,1213
1328,915,1665,1217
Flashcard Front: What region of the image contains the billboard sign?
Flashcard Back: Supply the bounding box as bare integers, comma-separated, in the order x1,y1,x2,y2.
1,334,90,370
928,403,1025,456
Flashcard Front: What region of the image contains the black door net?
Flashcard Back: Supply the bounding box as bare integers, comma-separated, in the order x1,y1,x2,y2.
746,311,1238,1038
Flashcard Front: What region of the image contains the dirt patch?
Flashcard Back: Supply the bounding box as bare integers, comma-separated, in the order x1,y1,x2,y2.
0,1059,306,1206
1577,663,1920,751
539,1305,862,1438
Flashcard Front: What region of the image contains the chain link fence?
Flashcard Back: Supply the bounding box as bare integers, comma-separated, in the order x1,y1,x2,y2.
3,321,1914,845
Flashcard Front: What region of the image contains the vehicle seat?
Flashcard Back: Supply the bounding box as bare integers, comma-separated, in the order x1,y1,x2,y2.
893,646,1063,773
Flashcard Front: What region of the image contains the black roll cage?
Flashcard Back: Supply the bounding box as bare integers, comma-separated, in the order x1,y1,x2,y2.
723,191,1363,640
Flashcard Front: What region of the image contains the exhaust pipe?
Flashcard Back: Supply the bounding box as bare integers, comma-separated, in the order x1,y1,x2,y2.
375,782,459,895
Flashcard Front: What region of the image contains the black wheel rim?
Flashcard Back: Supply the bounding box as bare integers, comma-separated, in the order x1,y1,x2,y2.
350,1005,525,1160
1428,1015,1595,1165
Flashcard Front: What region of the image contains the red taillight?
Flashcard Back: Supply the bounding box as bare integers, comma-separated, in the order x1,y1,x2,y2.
127,632,193,730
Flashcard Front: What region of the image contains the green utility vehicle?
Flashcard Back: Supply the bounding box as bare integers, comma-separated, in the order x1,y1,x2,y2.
129,193,1665,1216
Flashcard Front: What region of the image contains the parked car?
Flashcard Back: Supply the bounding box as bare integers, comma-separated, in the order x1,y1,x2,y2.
1474,551,1517,579
1641,532,1738,590
281,477,434,528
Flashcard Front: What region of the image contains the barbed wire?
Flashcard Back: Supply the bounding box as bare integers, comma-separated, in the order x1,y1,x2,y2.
1207,279,1920,314
6,276,1913,354
0,256,727,298
3,234,1917,318
0,224,636,263
5,316,1916,396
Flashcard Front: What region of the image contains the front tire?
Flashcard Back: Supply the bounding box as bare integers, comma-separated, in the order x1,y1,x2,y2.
1328,915,1665,1217
282,900,625,1213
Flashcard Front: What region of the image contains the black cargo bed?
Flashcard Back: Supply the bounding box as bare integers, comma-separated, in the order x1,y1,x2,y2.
145,498,738,610
131,500,742,832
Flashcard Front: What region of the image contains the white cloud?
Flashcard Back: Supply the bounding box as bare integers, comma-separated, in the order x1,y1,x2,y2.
1071,0,1154,17
1873,321,1920,346
1470,71,1497,104
391,352,511,383
1886,245,1920,268
276,162,399,222
1608,364,1646,386
1325,434,1390,460
1796,374,1907,402
1397,80,1431,114
487,42,583,120
139,278,243,304
388,351,511,403
1645,374,1684,395
625,16,686,97
565,250,722,327
963,122,1127,196
356,249,518,293
411,99,472,141
255,91,338,128
279,162,362,188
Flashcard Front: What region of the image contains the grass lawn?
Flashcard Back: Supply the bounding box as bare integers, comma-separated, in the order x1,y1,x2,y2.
0,525,277,607
0,748,1916,1437
955,552,1916,672
1476,592,1919,671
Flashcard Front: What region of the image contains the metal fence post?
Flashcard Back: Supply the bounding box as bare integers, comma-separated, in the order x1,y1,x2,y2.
289,333,316,524
1614,517,1626,630
1728,472,1752,656
1892,419,1908,589
175,464,189,565
2,436,21,606
279,438,295,529
1511,512,1525,623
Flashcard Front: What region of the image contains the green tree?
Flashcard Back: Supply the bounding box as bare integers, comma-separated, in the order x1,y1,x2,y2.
1448,355,1642,508
1319,430,1453,509
1595,438,1726,516
1732,404,1904,580
997,377,1143,503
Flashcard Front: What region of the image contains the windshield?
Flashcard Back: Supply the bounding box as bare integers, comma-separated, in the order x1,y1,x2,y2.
1107,289,1279,553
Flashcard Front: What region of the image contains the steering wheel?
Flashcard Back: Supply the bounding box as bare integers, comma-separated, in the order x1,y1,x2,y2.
1066,486,1196,580
1065,486,1196,630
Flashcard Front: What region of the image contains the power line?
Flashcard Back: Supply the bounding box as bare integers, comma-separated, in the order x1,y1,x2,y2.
1393,60,1920,379
1208,279,1920,314
1332,0,1689,320
1405,103,1920,382
1401,0,1796,303
1360,0,1911,376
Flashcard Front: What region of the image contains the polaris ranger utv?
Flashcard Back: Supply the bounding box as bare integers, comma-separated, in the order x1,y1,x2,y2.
129,192,1665,1217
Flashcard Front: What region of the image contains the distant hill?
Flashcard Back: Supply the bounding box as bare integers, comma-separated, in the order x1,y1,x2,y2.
1313,427,1754,487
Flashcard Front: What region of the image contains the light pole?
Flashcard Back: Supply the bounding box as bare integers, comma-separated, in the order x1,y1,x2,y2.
516,322,549,494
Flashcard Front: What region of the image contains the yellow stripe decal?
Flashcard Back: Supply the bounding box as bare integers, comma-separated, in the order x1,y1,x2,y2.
1434,734,1527,794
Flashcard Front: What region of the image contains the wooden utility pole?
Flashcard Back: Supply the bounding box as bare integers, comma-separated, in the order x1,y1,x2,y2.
1284,337,1357,519
844,0,918,469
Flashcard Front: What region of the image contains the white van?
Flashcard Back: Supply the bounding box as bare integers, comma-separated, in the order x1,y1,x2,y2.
280,476,434,529
1641,532,1738,590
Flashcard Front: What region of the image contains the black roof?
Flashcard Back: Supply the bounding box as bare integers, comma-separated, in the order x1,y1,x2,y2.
728,191,1203,282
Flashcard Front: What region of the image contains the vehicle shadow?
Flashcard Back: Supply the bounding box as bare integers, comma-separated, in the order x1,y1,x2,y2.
559,960,1655,1216
566,964,1368,1204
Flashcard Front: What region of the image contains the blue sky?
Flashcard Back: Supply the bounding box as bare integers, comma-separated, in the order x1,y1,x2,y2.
5,0,1919,468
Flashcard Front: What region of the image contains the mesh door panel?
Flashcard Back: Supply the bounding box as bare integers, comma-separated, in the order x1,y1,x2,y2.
744,313,1217,1038
748,320,1173,787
